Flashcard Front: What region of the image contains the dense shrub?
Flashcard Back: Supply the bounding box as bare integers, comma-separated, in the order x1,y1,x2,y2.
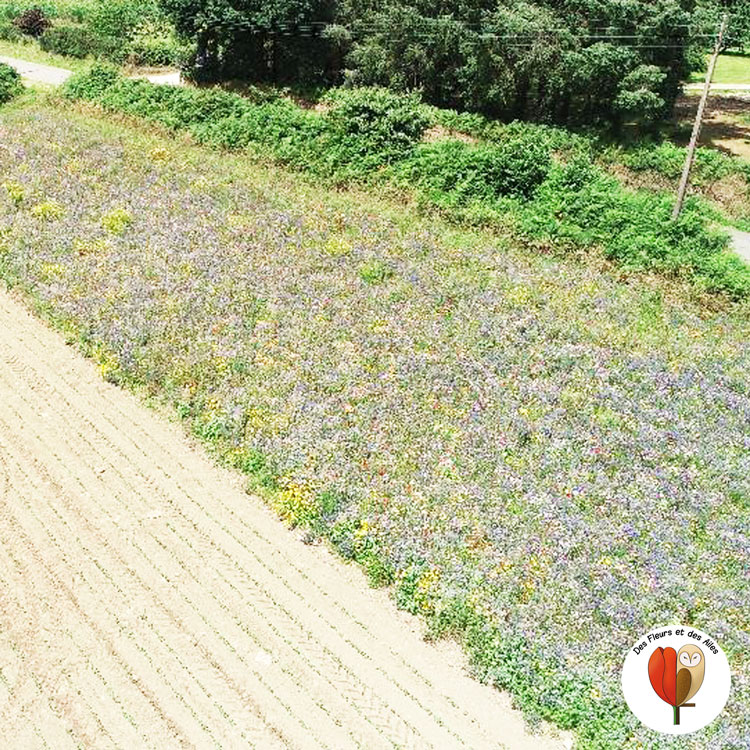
315,87,429,176
194,104,322,160
32,0,181,66
621,141,740,184
162,0,337,85
520,160,749,298
62,63,121,99
405,138,552,203
324,88,428,159
12,6,51,36
127,19,184,67
40,22,98,58
0,62,23,103
164,0,707,127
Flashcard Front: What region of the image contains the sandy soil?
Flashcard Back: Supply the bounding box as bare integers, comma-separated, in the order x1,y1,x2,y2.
0,287,571,749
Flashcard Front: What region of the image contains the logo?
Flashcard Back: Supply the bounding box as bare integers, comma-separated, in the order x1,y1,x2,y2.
622,625,731,734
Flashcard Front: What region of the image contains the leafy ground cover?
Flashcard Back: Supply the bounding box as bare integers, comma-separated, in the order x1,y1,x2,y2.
1,95,749,748
61,66,750,299
0,61,23,101
0,0,183,67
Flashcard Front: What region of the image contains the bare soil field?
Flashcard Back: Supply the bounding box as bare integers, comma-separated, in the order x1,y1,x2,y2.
0,287,569,749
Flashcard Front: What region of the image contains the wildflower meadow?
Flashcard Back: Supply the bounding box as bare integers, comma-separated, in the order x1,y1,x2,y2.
1,99,748,748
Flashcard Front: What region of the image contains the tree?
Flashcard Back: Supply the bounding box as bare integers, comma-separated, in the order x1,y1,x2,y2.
161,0,337,83
161,0,711,127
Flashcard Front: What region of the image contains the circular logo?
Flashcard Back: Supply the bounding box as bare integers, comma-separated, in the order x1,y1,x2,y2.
622,625,731,734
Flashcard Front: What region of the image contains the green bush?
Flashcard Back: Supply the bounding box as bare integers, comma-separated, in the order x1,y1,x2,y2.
521,160,749,298
404,136,552,203
63,63,121,99
0,62,23,104
41,0,169,65
127,21,183,67
193,103,322,161
40,22,97,58
322,87,429,164
86,0,147,41
621,141,740,184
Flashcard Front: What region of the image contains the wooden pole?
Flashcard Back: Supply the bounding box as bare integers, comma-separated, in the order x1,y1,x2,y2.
672,13,728,219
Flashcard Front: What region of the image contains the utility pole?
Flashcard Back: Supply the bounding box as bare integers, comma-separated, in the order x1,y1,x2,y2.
672,13,728,219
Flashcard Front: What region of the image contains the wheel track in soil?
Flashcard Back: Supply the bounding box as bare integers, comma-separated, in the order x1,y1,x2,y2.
0,287,570,749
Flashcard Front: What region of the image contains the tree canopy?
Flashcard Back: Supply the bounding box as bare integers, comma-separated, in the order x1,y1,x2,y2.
160,0,740,127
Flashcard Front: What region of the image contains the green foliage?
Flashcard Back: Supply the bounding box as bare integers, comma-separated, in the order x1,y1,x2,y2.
0,19,23,41
339,0,696,127
39,22,97,58
160,0,703,127
101,207,132,234
28,0,181,65
358,259,393,284
620,141,741,184
62,67,750,298
161,0,337,84
0,62,23,103
614,64,667,125
323,87,429,164
404,136,552,204
521,161,749,298
63,63,120,99
86,0,145,40
128,18,185,67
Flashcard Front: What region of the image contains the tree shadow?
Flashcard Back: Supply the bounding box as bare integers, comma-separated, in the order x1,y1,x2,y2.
673,95,750,159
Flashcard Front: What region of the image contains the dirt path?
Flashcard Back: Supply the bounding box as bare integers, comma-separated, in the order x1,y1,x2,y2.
0,55,182,87
0,287,570,749
0,55,72,85
728,228,750,265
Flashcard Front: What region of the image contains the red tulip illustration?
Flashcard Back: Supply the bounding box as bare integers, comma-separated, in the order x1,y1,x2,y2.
648,645,705,725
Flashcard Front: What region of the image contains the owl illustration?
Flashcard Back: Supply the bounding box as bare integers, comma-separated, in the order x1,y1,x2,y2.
676,644,705,704
648,644,705,725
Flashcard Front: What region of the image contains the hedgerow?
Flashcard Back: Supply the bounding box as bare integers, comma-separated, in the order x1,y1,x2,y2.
6,0,184,66
61,65,750,300
0,62,23,103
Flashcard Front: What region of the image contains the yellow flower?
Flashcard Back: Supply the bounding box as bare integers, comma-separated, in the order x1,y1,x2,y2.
149,147,171,163
323,236,352,257
31,201,64,221
2,181,24,205
101,208,132,235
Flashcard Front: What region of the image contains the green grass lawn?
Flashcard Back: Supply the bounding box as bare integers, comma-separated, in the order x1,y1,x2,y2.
0,37,89,72
690,52,750,84
1,95,749,748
